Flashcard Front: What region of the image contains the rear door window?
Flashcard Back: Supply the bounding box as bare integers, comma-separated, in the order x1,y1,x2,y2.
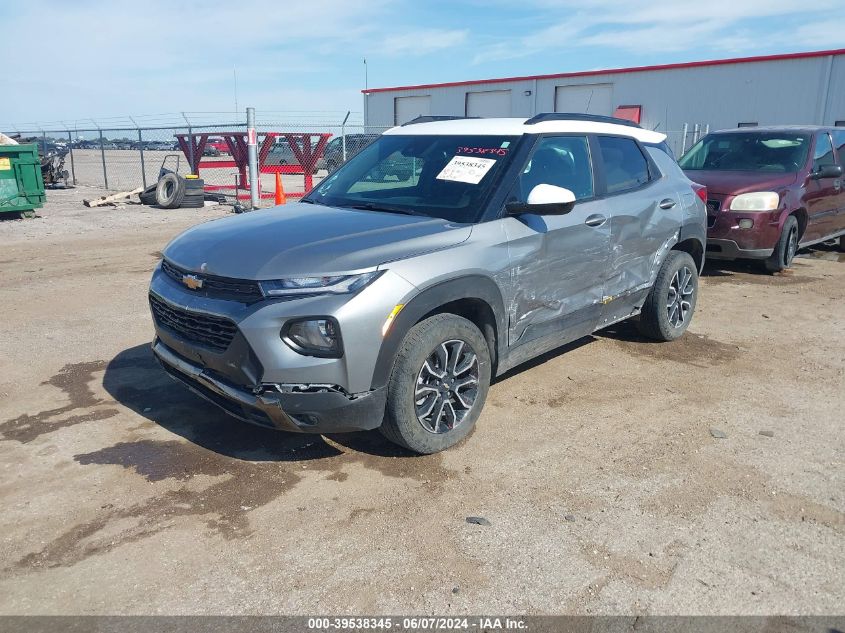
833,130,845,164
598,136,651,194
813,133,836,171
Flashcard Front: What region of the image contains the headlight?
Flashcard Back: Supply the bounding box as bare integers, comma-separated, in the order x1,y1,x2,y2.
729,192,780,212
259,271,382,297
283,317,342,357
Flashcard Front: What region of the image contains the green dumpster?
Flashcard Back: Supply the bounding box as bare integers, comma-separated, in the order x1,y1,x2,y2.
0,143,46,217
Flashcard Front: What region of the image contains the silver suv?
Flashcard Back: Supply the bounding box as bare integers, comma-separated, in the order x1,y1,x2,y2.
149,114,707,453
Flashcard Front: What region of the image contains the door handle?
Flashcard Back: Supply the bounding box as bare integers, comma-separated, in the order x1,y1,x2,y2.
659,198,677,209
584,214,607,227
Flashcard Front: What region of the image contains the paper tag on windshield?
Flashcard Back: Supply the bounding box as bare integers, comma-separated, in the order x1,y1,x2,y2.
436,156,497,184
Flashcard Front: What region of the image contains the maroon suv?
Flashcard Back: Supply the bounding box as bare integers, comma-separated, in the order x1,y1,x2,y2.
679,127,845,272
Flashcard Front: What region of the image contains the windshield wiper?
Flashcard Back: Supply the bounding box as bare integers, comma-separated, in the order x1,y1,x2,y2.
299,198,326,205
346,202,425,216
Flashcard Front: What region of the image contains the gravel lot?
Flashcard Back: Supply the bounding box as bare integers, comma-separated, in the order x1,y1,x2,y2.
0,187,842,615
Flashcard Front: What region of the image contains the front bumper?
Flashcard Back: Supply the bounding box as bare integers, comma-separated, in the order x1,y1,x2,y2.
706,196,783,260
153,339,387,433
706,239,774,260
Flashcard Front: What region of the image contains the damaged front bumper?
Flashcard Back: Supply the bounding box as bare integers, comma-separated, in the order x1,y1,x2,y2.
152,339,386,433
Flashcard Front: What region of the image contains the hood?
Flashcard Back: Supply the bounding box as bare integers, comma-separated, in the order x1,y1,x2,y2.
163,202,472,279
682,170,798,196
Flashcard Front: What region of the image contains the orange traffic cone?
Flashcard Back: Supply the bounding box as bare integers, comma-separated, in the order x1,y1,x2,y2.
274,172,287,205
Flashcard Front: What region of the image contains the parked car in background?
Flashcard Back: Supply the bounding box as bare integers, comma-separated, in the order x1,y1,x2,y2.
206,137,230,155
264,138,298,166
146,141,173,151
317,134,380,171
202,145,221,157
148,114,706,454
680,126,845,271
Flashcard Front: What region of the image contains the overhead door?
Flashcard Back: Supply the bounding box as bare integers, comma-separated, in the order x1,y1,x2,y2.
554,84,613,115
394,96,431,125
465,90,512,117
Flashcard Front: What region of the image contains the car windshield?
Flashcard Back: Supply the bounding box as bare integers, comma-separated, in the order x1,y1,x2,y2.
679,132,810,173
305,134,519,223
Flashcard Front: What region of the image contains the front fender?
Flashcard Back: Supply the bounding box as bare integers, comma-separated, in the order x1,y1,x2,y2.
369,275,507,390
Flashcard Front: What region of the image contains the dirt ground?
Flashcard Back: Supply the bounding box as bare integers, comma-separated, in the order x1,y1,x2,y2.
0,186,842,615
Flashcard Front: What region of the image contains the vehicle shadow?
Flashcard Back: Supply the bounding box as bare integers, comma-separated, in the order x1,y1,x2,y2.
703,240,844,277
102,344,414,462
492,336,595,384
701,258,765,277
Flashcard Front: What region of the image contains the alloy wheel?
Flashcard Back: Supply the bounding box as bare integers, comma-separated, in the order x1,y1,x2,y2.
415,339,479,434
666,266,695,328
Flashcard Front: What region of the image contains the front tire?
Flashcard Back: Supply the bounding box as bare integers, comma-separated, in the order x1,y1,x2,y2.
638,250,699,341
765,215,798,273
381,314,491,454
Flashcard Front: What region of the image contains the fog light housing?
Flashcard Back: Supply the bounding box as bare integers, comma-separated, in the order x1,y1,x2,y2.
738,218,754,229
282,317,342,358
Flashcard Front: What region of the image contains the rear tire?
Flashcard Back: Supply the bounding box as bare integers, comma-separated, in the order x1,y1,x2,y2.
155,172,186,208
381,314,491,454
637,250,699,342
765,215,798,273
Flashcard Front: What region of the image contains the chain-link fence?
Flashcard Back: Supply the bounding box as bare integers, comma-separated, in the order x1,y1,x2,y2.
3,110,708,205
3,110,388,205
665,123,710,157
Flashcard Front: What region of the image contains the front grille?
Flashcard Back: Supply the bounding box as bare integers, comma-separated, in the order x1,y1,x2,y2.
161,259,264,303
149,294,237,353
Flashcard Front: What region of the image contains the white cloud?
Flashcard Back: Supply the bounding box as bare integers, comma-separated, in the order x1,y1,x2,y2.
2,0,843,127
380,29,469,56
471,0,845,63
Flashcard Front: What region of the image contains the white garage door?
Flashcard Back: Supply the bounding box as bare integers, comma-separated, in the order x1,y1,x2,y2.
394,96,431,125
465,90,512,117
554,84,613,115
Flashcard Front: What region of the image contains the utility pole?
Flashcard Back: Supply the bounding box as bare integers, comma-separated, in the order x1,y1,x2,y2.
246,107,259,209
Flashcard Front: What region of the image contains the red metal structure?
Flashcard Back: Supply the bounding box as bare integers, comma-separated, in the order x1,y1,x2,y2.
174,131,331,200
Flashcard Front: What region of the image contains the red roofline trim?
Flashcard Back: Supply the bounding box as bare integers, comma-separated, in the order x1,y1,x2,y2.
362,48,845,94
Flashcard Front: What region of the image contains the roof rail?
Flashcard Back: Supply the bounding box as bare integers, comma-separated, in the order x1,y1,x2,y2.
525,113,642,128
400,115,481,126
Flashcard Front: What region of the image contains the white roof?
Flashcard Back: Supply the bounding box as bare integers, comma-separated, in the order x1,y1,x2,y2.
383,117,667,144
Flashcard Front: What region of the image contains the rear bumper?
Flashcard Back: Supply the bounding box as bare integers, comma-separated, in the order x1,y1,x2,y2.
706,239,774,260
152,339,386,433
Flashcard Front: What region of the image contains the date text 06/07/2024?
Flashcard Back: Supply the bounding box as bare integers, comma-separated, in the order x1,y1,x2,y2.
306,616,528,630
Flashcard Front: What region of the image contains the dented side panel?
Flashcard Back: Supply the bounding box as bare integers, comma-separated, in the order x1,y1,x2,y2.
502,198,612,346
602,180,682,306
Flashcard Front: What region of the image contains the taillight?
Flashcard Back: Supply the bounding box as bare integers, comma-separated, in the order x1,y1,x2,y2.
691,183,707,204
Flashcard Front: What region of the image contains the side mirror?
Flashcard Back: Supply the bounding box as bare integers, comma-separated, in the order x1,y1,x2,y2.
506,184,577,215
812,164,843,179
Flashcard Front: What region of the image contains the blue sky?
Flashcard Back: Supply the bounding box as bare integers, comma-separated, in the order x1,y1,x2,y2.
2,0,844,129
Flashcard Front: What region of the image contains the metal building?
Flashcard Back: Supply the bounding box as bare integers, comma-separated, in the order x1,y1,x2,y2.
362,49,845,153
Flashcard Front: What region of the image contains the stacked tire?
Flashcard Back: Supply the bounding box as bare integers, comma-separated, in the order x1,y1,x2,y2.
181,176,205,208
150,173,205,209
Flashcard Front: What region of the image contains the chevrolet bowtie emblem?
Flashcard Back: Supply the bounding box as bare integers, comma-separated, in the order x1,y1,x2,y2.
182,274,204,290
